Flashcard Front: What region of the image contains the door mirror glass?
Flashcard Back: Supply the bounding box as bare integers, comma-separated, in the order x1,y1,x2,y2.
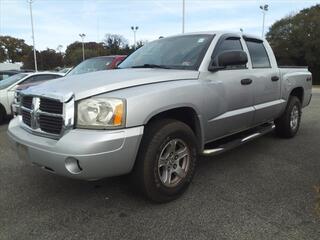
218,50,248,67
209,50,248,71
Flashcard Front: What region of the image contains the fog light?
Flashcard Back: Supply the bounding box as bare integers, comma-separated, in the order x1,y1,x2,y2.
65,157,82,174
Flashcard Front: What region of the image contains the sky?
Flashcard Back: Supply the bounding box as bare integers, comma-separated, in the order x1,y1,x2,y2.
0,0,319,51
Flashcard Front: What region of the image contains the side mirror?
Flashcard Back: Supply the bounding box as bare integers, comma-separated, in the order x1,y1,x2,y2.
208,50,248,71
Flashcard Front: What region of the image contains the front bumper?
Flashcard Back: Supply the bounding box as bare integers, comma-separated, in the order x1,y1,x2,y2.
7,117,144,180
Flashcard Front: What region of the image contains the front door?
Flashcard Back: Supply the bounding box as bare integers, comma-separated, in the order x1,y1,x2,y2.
205,35,254,141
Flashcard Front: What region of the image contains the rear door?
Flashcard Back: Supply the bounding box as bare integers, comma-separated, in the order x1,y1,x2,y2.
243,37,282,124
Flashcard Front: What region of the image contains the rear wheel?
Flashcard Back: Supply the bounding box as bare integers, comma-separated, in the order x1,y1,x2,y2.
275,96,302,138
132,119,197,203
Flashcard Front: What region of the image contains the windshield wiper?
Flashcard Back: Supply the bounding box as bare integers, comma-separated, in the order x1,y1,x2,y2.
131,64,172,69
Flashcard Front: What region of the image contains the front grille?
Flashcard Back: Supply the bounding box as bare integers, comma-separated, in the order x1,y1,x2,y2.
22,110,31,127
21,96,65,136
40,98,63,114
39,115,63,134
22,96,33,109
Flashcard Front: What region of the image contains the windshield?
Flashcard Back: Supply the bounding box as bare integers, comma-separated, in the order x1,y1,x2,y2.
0,73,27,90
68,57,114,75
119,34,214,70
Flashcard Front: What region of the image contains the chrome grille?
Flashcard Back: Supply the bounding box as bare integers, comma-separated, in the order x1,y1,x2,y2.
19,95,74,138
40,98,63,114
39,115,63,134
21,110,32,127
22,96,33,109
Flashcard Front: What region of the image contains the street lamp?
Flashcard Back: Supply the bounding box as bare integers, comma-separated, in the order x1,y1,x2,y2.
79,33,86,61
131,26,139,50
260,4,269,38
57,45,63,53
182,0,185,33
27,0,38,71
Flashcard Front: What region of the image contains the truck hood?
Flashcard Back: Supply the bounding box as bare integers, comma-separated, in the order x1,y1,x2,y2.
22,68,200,102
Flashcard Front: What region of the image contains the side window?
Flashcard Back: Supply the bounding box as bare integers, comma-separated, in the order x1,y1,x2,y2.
215,38,243,56
21,76,35,84
0,74,10,80
213,37,244,69
245,40,271,68
35,74,61,81
21,74,61,84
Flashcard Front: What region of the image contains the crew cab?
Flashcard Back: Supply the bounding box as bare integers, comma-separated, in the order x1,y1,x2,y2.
8,31,312,202
0,72,63,122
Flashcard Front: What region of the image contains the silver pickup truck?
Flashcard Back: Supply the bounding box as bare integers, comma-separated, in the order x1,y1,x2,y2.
8,31,312,202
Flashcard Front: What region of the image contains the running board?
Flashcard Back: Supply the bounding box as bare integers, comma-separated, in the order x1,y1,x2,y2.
202,123,275,156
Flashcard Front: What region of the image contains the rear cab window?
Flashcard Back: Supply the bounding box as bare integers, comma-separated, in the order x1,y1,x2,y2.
244,39,271,68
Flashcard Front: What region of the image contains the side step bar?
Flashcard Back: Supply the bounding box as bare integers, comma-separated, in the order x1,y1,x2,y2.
202,123,275,156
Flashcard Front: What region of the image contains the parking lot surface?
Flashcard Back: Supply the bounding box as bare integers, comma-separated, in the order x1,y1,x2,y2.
1,92,320,240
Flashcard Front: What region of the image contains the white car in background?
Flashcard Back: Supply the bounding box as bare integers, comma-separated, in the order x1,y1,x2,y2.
0,72,63,123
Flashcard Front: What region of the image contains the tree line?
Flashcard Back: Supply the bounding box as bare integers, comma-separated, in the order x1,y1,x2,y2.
0,33,144,70
0,4,319,84
266,4,320,84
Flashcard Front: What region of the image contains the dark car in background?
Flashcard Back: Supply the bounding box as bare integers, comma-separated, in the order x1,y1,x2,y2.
67,55,126,76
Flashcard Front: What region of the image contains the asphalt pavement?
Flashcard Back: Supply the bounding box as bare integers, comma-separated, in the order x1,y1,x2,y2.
1,91,320,240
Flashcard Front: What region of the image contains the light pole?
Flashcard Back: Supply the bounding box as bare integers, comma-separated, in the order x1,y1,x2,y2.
260,4,269,38
79,33,86,61
182,0,185,33
57,45,63,53
131,26,139,50
28,0,38,71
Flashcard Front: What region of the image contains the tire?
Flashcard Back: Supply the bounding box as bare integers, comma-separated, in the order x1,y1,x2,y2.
0,105,5,124
132,119,198,203
275,96,302,138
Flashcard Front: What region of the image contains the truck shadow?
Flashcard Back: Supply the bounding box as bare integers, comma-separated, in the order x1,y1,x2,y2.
29,132,278,208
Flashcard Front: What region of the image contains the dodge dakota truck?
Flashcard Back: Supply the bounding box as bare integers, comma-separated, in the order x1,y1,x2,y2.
8,31,312,202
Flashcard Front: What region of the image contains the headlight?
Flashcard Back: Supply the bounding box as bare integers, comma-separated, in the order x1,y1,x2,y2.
77,98,125,129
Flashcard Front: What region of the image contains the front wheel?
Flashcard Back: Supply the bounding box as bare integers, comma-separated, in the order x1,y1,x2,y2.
275,96,302,138
0,106,5,124
132,119,198,203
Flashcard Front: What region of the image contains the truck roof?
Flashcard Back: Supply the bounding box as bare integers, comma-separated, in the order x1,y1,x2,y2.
169,31,264,41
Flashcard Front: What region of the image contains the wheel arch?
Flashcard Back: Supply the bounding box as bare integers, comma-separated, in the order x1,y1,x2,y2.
289,87,304,104
144,106,204,152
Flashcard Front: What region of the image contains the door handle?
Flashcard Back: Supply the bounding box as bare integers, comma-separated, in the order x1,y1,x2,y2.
241,78,253,85
271,76,279,81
